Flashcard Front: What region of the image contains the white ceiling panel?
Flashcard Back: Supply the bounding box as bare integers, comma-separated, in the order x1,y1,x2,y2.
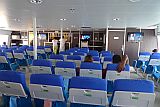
0,0,160,30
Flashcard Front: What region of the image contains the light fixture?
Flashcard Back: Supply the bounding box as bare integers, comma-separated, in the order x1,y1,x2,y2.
30,0,43,4
113,18,120,21
66,28,69,30
69,8,75,13
128,0,141,2
60,18,66,21
71,25,75,28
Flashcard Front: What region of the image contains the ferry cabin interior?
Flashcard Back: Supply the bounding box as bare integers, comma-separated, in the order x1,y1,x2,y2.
0,0,159,107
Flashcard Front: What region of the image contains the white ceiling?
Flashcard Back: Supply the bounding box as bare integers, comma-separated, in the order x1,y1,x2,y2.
0,0,160,31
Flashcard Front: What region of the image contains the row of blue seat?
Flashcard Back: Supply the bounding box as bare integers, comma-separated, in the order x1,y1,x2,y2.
0,71,155,107
133,52,160,82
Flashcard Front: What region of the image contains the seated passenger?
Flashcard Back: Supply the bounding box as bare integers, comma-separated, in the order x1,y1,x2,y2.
117,54,129,72
152,49,158,53
84,55,93,62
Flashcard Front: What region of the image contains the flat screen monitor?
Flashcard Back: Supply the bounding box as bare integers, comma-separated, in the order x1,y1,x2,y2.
127,32,144,42
38,33,47,40
81,34,90,41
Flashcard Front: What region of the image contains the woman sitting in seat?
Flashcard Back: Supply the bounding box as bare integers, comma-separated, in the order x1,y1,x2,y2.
84,55,93,62
112,54,129,72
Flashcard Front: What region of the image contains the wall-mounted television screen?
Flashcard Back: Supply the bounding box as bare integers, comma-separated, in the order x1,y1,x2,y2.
127,32,144,42
81,34,90,41
38,33,47,40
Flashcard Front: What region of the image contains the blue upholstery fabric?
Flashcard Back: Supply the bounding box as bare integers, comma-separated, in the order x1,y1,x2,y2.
101,53,112,57
77,48,89,53
50,54,64,60
144,65,154,74
152,70,160,81
59,51,71,55
114,79,154,93
55,61,76,69
92,56,100,61
150,55,160,59
107,64,130,71
69,77,107,107
30,74,64,87
73,52,86,56
152,52,160,56
27,47,33,51
88,50,99,56
32,59,54,74
67,55,81,60
32,59,52,67
0,71,32,107
104,56,112,61
44,46,51,48
30,74,66,107
37,46,44,49
14,50,24,53
69,76,107,91
139,52,151,55
0,53,12,70
80,62,102,70
101,51,111,54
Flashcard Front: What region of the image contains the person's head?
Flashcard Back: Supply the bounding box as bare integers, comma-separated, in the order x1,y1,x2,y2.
3,42,6,45
112,55,121,63
62,36,64,39
84,55,93,62
152,49,158,53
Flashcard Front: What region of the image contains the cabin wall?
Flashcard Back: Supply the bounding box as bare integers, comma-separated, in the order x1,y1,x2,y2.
125,29,157,65
0,29,11,35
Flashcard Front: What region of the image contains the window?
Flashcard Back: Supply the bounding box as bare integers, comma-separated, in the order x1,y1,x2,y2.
0,35,9,46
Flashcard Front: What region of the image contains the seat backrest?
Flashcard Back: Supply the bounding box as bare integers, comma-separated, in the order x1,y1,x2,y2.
138,55,150,61
103,56,113,69
44,46,52,53
0,71,28,98
92,56,100,63
0,52,8,63
13,50,25,59
148,58,160,66
55,61,76,78
88,50,99,57
112,79,155,107
48,54,64,66
139,52,151,56
80,62,102,78
26,47,34,56
69,77,108,106
37,46,45,54
30,74,65,101
106,64,130,81
67,55,82,67
3,49,14,58
29,60,53,74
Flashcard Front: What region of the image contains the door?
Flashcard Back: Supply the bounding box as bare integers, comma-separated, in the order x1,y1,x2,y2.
108,31,125,55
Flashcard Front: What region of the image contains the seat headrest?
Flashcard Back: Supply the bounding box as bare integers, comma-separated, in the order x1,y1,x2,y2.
67,55,81,60
73,52,86,56
59,51,71,55
107,64,130,71
139,52,150,55
0,52,6,56
50,54,64,60
92,56,100,61
30,74,64,87
88,50,99,56
37,46,44,49
102,53,112,57
104,56,112,61
55,61,76,68
44,46,51,48
14,50,24,53
32,59,52,67
0,71,25,85
150,55,160,59
80,62,102,70
3,49,12,52
114,79,154,93
69,77,107,91
27,47,33,51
